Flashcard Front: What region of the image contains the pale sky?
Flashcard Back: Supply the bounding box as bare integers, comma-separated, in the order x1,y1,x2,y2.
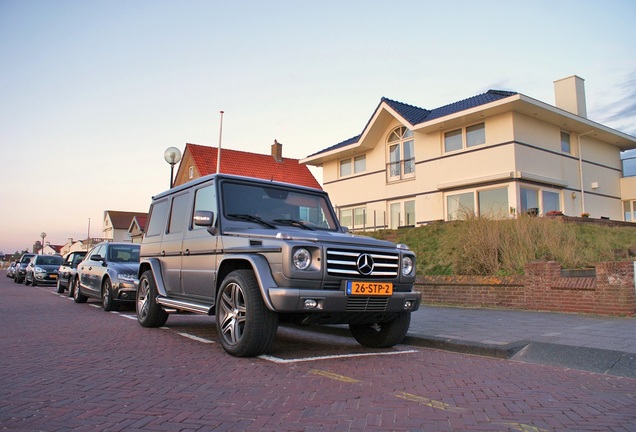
1,0,635,255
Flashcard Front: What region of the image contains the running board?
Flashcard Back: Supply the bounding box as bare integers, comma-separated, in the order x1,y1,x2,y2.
156,297,213,315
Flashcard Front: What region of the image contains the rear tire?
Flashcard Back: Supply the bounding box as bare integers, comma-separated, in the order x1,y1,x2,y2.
136,270,168,328
73,277,87,303
215,269,278,357
349,312,411,348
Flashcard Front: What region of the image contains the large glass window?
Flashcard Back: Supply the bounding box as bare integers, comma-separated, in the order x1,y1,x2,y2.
520,188,539,215
389,200,415,229
447,192,475,221
387,126,415,181
478,188,508,218
146,199,169,237
624,201,636,222
168,194,190,234
340,207,366,229
542,191,560,213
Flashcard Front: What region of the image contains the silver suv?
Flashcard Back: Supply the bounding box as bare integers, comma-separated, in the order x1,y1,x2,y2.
137,174,420,357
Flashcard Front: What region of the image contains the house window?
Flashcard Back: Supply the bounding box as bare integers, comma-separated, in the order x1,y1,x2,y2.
389,200,415,229
444,123,486,153
447,192,475,221
188,166,194,179
387,126,415,181
624,201,636,222
561,131,571,153
339,206,366,229
339,155,366,177
478,188,508,219
520,187,561,215
447,187,508,220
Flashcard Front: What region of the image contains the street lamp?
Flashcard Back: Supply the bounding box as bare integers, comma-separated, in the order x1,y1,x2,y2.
164,147,182,188
40,232,46,254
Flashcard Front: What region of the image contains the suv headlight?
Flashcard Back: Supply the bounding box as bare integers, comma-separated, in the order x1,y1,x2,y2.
292,248,312,270
401,256,414,276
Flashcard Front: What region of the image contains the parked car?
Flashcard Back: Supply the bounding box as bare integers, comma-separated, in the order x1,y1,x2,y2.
14,253,35,284
25,254,64,286
6,262,17,278
72,242,140,311
56,251,87,295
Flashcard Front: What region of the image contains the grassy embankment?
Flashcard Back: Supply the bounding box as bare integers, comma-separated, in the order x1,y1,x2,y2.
361,216,636,276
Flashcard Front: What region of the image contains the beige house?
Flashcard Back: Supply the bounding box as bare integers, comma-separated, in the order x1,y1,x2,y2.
103,210,148,242
301,76,636,230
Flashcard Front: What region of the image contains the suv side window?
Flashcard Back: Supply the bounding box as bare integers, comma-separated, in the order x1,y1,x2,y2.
192,183,217,230
146,199,169,237
168,194,190,234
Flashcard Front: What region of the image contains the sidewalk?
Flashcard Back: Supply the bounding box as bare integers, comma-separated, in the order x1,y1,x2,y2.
404,305,636,378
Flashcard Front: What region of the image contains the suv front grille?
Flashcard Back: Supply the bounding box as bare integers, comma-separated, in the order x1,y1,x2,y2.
326,249,399,278
346,297,389,312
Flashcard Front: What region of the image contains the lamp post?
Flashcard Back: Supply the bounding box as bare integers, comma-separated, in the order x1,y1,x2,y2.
164,147,182,188
40,232,46,254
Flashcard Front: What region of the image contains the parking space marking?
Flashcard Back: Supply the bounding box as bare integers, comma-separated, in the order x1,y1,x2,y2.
309,369,361,383
177,332,215,344
395,391,466,413
259,349,418,364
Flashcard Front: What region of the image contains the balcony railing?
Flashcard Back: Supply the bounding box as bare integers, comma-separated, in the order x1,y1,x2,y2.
387,158,415,181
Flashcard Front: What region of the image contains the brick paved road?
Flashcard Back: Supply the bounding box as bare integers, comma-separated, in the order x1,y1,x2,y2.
1,274,635,431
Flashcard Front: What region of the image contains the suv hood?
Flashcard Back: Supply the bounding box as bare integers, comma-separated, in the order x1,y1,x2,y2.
224,227,399,249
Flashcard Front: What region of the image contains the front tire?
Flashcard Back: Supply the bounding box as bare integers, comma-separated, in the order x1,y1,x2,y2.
349,312,412,348
215,269,278,357
25,274,31,286
73,277,87,303
101,278,120,311
136,270,168,327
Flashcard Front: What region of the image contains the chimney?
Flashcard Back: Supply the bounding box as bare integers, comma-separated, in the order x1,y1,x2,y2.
554,75,587,118
271,139,283,163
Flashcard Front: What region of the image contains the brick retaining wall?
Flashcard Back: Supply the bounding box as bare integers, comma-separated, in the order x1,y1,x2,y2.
414,261,636,316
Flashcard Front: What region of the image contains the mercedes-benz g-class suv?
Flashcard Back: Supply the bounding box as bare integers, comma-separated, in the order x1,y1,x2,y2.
136,174,420,357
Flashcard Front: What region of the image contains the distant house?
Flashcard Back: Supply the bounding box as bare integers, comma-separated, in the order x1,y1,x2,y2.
103,210,148,242
301,76,636,230
172,141,321,189
128,214,147,244
41,243,63,255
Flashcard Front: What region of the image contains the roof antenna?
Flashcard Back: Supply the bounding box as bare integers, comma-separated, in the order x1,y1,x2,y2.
216,110,224,174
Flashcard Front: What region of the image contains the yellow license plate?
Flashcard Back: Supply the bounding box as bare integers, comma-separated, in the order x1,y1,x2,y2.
346,281,393,296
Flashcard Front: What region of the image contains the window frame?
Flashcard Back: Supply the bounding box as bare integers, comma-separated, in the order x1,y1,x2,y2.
560,131,571,154
339,154,365,178
387,126,415,182
444,122,486,153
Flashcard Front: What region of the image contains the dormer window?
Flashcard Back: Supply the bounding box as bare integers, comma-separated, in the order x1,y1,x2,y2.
387,126,415,181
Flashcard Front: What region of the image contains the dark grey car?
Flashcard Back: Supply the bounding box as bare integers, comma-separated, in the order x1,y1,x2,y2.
72,242,140,311
14,253,35,284
25,255,64,286
56,251,87,295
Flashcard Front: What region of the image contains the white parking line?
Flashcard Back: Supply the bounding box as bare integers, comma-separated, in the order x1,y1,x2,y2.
259,349,419,364
178,332,215,344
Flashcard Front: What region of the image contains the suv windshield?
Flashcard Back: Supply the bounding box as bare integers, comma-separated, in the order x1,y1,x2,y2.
222,181,338,231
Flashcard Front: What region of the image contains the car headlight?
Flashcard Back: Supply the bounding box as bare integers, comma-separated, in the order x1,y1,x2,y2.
35,266,45,273
117,273,137,282
401,256,414,276
293,248,312,270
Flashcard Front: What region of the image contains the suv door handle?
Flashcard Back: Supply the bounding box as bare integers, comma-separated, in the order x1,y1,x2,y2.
160,251,165,257
184,249,190,256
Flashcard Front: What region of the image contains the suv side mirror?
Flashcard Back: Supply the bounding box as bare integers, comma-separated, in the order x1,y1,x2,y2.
193,210,214,227
90,254,103,262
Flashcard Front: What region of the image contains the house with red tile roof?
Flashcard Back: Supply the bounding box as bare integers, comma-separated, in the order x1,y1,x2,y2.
103,210,148,242
128,214,147,244
172,141,321,190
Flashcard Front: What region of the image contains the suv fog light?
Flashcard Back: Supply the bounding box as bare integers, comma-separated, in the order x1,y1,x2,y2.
304,299,318,309
404,300,414,310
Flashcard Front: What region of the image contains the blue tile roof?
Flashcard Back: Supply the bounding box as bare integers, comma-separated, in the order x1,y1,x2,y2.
309,90,518,157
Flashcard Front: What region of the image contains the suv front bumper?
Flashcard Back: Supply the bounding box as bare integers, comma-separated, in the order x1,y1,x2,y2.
267,287,421,314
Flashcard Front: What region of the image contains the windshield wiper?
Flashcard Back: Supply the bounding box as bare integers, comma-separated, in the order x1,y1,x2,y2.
273,219,315,230
228,214,277,229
